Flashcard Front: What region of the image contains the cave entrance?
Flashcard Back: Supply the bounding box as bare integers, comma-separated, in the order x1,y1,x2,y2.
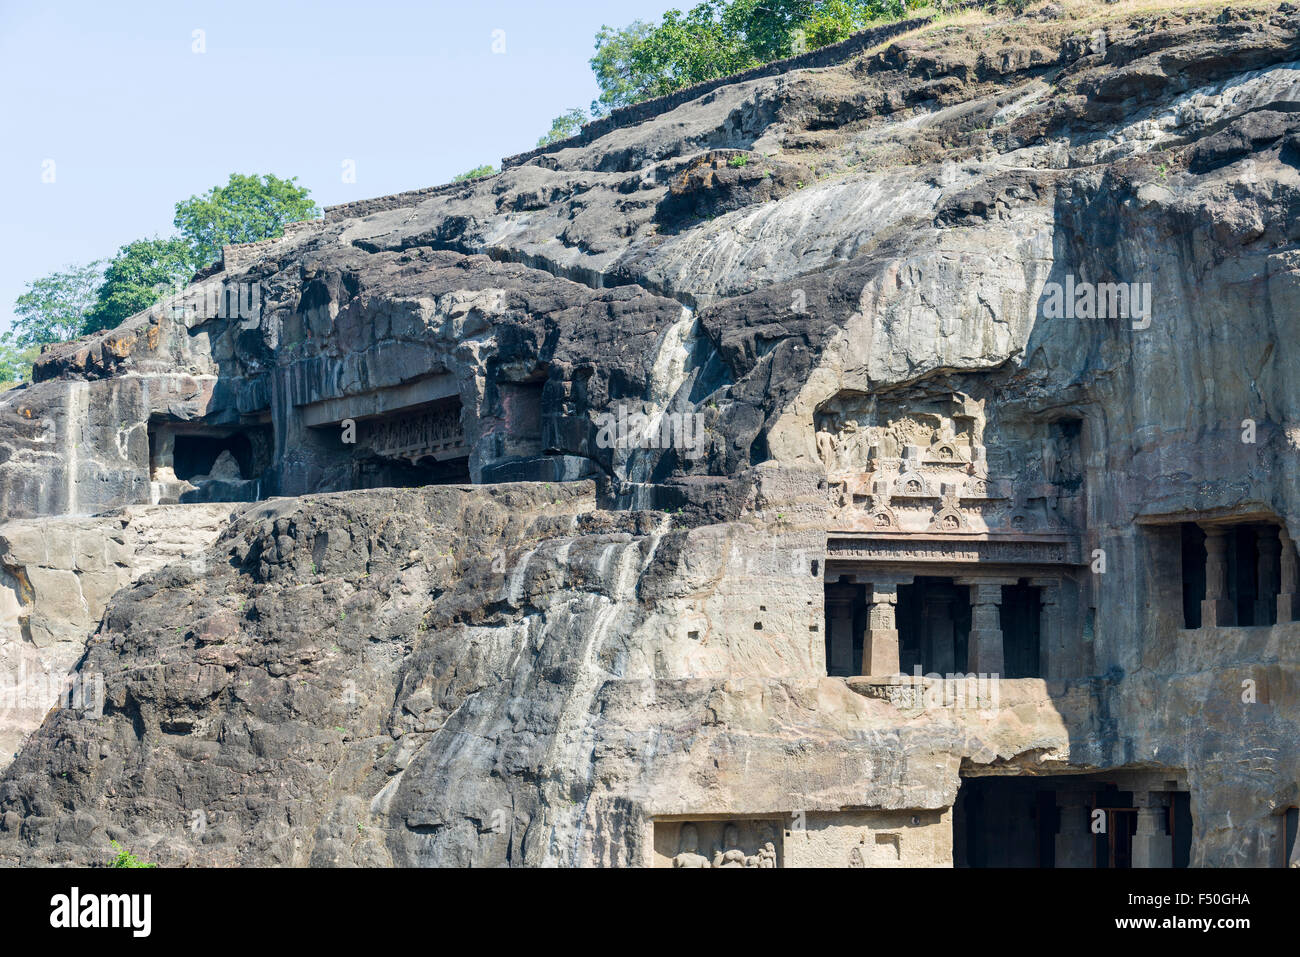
823,570,1053,678
148,422,271,502
353,453,471,488
149,424,270,482
171,432,253,481
346,396,471,488
954,774,1191,868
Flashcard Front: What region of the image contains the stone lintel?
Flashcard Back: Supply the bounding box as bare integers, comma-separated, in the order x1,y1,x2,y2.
954,576,1020,589
298,375,459,427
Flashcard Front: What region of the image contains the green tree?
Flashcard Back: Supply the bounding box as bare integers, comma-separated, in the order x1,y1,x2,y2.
84,237,197,335
589,20,657,114
452,164,498,182
797,0,867,48
722,0,821,62
591,3,747,113
0,339,42,390
174,173,320,269
9,261,103,348
589,0,924,112
537,108,589,147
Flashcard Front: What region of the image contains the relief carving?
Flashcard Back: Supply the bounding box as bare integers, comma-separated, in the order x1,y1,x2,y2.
659,819,782,868
815,389,1081,539
362,403,467,463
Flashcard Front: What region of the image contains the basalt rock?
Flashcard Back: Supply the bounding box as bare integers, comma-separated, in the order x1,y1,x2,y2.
2,2,1300,867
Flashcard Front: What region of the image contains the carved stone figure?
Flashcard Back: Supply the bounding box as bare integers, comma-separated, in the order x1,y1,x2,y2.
712,824,747,867
672,823,710,868
755,826,777,868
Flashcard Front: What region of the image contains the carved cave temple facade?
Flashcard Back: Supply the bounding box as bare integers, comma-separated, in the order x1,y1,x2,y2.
2,197,1299,871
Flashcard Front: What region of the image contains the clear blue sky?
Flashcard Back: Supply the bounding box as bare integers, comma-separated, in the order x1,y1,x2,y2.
0,0,672,336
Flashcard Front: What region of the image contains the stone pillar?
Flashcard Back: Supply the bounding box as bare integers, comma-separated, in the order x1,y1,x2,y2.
1132,792,1173,868
967,583,1005,676
1055,790,1094,868
1256,526,1281,627
862,583,900,677
1036,580,1061,680
1200,525,1234,627
825,587,855,677
1280,529,1299,625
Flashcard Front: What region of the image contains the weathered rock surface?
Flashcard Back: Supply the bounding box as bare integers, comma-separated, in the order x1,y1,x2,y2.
0,505,236,767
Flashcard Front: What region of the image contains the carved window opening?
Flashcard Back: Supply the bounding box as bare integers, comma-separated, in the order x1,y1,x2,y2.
1180,520,1295,628
1000,582,1041,680
898,578,970,675
823,581,864,678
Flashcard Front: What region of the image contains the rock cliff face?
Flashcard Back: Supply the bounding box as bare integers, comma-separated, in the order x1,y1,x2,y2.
2,2,1300,867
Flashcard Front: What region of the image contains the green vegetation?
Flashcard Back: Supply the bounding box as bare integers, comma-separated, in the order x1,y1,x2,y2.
9,261,103,348
453,164,498,182
173,173,319,269
537,107,589,147
108,840,157,868
4,174,320,383
85,236,197,336
589,0,928,113
0,341,42,391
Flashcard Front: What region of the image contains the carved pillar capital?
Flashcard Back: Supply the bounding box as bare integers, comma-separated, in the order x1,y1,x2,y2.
969,582,1004,606
1132,792,1173,867
865,582,898,605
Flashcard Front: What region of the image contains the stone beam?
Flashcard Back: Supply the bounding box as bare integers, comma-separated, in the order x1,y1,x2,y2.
298,375,459,428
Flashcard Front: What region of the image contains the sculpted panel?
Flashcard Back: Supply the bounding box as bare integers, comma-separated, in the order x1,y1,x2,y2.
361,403,467,463
654,819,782,868
815,389,1082,537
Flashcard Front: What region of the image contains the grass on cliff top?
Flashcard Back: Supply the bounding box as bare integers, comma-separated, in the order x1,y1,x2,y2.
1061,0,1275,24
863,0,1278,55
